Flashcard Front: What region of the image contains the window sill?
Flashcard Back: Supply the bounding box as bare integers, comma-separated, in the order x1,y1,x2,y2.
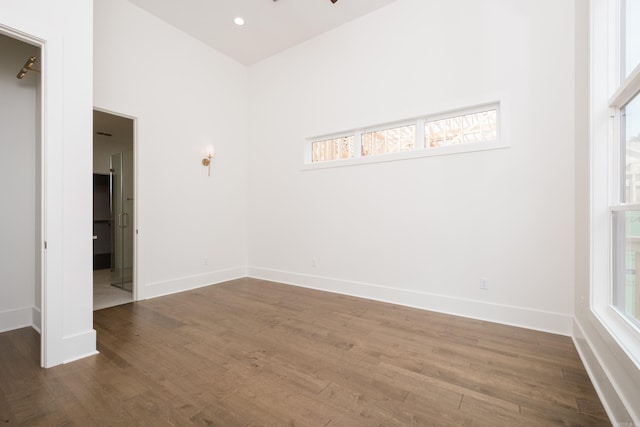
592,304,640,370
301,140,509,171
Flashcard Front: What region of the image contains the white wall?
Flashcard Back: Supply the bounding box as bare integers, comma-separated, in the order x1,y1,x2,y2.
0,34,38,333
248,0,576,334
0,0,95,367
93,0,249,300
94,135,133,175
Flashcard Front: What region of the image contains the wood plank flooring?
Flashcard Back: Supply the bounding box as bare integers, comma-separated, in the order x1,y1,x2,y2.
0,278,610,426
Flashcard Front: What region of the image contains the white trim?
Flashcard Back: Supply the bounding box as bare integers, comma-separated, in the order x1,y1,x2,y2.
424,102,499,123
572,319,637,425
62,330,98,364
415,118,425,149
610,203,640,211
302,140,508,170
133,117,139,303
594,306,640,367
32,306,41,333
361,118,418,134
140,266,248,300
0,307,33,333
248,267,573,336
353,130,363,158
609,63,640,108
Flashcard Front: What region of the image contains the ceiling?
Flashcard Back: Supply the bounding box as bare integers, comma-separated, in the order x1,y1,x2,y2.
127,0,398,65
94,110,133,141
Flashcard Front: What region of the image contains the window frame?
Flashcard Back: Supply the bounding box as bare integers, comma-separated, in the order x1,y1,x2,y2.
302,102,507,170
591,0,640,369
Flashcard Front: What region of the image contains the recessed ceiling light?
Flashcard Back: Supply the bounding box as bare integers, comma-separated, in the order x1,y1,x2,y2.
234,17,245,26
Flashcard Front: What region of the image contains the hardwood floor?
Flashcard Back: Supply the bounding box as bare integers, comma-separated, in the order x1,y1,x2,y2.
0,278,610,426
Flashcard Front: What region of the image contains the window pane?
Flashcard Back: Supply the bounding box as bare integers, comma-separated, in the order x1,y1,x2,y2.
624,0,640,77
361,124,415,157
624,92,640,203
612,210,640,329
425,110,497,148
312,136,354,162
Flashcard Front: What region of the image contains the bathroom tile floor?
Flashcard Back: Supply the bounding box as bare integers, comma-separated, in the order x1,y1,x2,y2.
93,268,133,311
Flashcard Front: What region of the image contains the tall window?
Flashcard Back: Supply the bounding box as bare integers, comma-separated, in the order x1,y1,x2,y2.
614,92,640,328
623,0,640,79
594,0,640,362
612,0,640,329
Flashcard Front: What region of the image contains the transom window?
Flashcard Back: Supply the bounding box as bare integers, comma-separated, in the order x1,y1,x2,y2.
361,124,415,157
425,110,497,148
311,136,354,163
307,103,501,166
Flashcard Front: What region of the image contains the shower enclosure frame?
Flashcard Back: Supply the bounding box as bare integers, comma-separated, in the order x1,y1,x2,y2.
110,150,134,291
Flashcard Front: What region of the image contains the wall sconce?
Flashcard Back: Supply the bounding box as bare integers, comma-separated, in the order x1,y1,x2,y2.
202,145,215,176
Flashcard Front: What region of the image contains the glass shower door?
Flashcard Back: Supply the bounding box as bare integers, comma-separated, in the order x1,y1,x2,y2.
110,152,133,291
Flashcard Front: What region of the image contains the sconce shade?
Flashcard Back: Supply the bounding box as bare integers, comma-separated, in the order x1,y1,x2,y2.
202,147,215,176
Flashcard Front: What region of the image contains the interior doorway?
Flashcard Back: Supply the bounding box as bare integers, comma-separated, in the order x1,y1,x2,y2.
0,32,42,363
93,109,136,310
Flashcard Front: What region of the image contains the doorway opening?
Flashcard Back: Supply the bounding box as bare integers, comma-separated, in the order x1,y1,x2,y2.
0,32,42,363
93,109,136,310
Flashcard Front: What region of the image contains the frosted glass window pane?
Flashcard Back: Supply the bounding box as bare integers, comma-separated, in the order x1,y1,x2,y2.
312,136,355,163
624,0,640,77
624,93,640,203
361,124,415,157
612,210,640,329
425,110,497,148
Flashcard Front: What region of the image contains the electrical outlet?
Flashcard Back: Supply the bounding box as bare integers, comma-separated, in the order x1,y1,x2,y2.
480,277,488,290
204,257,209,266
311,257,318,268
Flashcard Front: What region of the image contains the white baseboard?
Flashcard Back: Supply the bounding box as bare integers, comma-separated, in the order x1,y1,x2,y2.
248,267,573,336
573,318,638,426
141,266,248,300
32,306,41,333
0,306,32,333
62,329,98,364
